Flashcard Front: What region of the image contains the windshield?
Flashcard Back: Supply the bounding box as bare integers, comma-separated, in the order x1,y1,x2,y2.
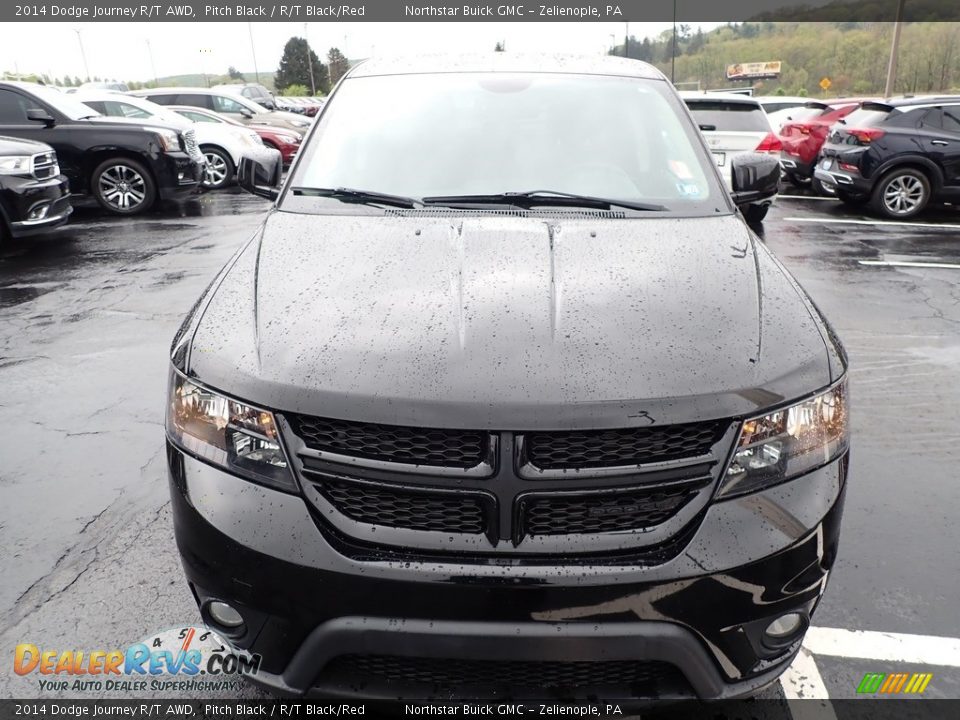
31,85,101,120
288,73,725,214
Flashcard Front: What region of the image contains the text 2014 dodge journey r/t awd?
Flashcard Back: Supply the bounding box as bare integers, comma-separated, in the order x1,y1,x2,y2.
165,55,848,701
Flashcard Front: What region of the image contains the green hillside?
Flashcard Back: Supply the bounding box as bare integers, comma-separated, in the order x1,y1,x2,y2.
615,21,960,97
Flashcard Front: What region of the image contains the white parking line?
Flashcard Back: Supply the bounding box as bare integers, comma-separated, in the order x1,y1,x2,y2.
781,647,833,700
784,216,960,230
859,259,960,269
803,626,960,666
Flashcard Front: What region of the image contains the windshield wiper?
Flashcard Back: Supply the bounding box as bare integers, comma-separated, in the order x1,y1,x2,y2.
422,190,667,212
290,186,422,209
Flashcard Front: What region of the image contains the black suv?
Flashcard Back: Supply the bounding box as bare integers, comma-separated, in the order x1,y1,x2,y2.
0,135,71,244
166,55,847,701
0,82,204,215
814,96,960,218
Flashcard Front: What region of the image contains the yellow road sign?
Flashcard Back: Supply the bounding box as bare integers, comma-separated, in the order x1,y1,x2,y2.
820,77,832,91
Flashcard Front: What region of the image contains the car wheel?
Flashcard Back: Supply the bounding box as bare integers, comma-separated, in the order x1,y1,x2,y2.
811,176,834,196
870,168,931,219
201,146,234,190
91,158,156,215
786,172,811,188
743,204,769,224
836,191,868,206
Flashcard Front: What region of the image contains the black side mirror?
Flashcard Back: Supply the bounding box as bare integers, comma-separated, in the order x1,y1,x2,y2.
27,108,56,127
237,154,281,200
730,152,780,206
240,109,254,119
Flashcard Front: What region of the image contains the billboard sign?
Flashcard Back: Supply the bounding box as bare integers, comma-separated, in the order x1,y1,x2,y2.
726,61,782,80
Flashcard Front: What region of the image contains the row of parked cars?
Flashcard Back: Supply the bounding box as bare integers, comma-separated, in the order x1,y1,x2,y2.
0,82,309,243
681,90,960,220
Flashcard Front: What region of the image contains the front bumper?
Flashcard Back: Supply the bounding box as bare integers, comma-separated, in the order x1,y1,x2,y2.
3,174,72,238
155,151,204,201
168,443,847,700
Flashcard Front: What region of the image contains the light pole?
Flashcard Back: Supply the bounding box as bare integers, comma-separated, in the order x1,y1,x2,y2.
883,0,906,97
304,23,316,95
671,0,677,83
624,22,630,59
199,48,212,88
146,38,159,86
74,29,91,82
248,22,261,84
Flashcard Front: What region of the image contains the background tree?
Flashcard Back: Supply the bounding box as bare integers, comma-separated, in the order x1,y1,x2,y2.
282,83,309,97
494,41,505,52
327,47,350,86
275,36,330,94
227,66,246,82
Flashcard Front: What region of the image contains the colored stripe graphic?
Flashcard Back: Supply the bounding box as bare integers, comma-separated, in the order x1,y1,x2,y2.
857,673,885,693
857,672,933,694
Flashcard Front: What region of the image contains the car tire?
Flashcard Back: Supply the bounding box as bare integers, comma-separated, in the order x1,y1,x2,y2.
836,191,868,206
743,204,769,224
91,158,156,215
811,176,834,196
201,146,234,190
785,172,811,188
870,167,931,219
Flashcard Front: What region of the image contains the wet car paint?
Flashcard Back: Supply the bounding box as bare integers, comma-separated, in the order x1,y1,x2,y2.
1,190,958,699
178,212,837,430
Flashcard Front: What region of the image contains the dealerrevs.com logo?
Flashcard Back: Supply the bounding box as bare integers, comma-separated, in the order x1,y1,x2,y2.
13,627,261,692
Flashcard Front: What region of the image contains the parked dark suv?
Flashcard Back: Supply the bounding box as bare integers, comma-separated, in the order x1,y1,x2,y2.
0,82,204,215
166,55,848,702
814,96,960,218
0,135,71,244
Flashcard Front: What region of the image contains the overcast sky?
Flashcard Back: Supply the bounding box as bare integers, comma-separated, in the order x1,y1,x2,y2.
0,22,719,82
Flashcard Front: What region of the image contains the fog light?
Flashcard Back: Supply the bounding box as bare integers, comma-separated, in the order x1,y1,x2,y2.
207,601,244,629
765,612,804,641
28,204,49,220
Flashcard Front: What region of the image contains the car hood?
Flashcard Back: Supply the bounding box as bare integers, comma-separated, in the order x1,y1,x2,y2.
186,212,835,429
0,134,53,154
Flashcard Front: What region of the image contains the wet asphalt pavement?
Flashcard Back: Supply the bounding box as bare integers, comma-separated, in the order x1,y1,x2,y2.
1,188,958,700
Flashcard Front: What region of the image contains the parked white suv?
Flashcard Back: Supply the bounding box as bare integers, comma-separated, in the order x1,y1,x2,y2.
682,92,781,223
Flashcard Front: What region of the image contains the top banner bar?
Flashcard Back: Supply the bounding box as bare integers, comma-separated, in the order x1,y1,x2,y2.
5,0,960,23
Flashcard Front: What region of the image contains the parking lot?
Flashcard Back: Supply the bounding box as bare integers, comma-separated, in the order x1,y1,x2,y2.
1,189,959,702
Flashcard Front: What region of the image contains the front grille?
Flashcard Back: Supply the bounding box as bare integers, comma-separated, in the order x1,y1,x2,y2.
181,128,203,163
32,152,57,180
526,421,726,470
290,414,488,468
322,654,685,693
317,479,488,534
523,486,698,536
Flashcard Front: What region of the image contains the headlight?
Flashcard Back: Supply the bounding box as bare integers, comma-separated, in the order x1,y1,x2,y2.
0,155,32,175
719,379,848,498
276,134,299,145
166,371,296,492
290,119,309,128
148,127,181,152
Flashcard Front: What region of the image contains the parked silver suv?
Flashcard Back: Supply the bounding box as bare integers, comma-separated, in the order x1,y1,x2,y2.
133,88,310,133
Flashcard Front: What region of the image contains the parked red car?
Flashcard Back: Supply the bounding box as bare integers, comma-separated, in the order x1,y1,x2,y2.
779,99,877,187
